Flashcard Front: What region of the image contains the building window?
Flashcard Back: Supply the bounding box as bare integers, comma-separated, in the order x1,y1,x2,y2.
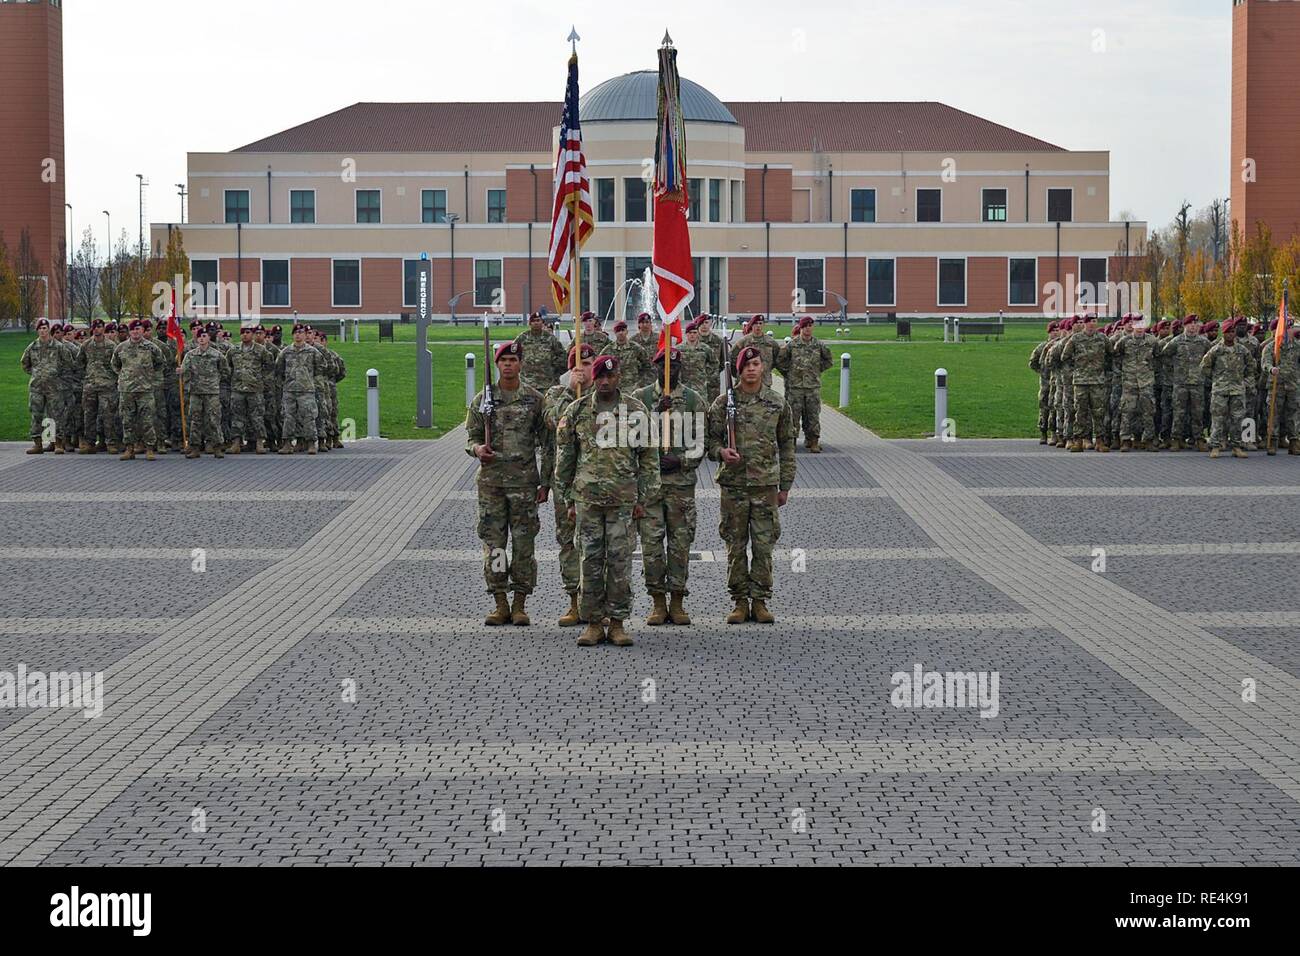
916,189,942,223
289,190,315,224
687,178,702,222
796,259,825,308
191,260,219,308
709,257,724,313
1048,188,1073,223
851,188,876,223
730,180,743,223
224,190,249,224
487,189,506,223
624,178,647,222
356,190,381,224
422,189,447,224
867,259,895,307
982,188,1008,223
624,256,652,321
595,257,615,319
938,259,966,306
261,259,289,307
1009,258,1037,306
332,259,361,307
595,179,615,222
708,179,722,223
403,259,423,308
474,259,502,308
1078,257,1108,305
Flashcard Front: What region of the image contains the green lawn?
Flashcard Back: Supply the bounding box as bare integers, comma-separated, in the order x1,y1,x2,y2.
1,321,1050,441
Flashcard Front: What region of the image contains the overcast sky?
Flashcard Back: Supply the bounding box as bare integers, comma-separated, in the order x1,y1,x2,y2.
63,0,1230,253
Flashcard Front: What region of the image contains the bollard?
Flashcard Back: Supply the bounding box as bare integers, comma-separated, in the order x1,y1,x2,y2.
954,318,962,344
943,316,951,344
353,318,360,344
465,353,476,408
934,368,948,438
366,368,380,439
839,353,851,409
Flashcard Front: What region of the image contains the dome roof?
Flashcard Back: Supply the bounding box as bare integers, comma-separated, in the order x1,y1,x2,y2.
580,71,738,125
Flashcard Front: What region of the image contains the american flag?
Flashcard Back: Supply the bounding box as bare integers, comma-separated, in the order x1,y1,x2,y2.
548,54,594,314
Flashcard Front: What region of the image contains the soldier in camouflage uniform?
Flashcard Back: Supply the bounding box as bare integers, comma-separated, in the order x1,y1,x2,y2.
1201,319,1251,459
554,354,660,648
631,313,658,357
1152,320,1172,448
227,325,272,454
52,324,82,453
1061,315,1112,452
600,320,652,389
111,319,165,460
1112,320,1158,451
1106,319,1126,449
329,336,346,448
632,345,706,627
180,328,228,458
514,311,569,391
707,345,796,625
154,322,182,452
1029,323,1058,444
1049,318,1076,448
776,316,833,453
697,315,726,406
20,319,70,454
257,326,283,450
579,311,611,353
77,320,119,454
1261,318,1300,455
677,319,716,400
276,323,321,454
308,330,335,453
1164,315,1211,451
135,321,165,454
466,341,549,627
1232,317,1261,449
736,315,778,387
541,344,596,627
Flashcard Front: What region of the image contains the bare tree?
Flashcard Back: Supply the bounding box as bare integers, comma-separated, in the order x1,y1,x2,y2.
99,229,133,322
14,227,46,332
51,239,68,324
69,227,100,322
0,233,20,329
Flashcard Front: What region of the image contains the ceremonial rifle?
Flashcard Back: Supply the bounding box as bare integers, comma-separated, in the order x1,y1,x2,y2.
722,319,737,451
480,315,495,449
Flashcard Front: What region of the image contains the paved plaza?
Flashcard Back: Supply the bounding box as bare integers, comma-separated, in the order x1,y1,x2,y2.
0,407,1297,865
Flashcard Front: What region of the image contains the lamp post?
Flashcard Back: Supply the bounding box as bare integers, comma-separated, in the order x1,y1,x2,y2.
136,173,146,259
102,211,111,266
65,203,72,321
176,183,188,225
446,213,461,325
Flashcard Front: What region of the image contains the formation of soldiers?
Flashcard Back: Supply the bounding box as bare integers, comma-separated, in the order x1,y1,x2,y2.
470,310,831,646
20,318,346,460
1031,313,1300,457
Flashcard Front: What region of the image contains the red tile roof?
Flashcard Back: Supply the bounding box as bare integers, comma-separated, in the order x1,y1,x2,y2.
234,100,1063,154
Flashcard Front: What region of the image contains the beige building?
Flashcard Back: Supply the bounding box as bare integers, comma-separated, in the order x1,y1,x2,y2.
153,71,1146,322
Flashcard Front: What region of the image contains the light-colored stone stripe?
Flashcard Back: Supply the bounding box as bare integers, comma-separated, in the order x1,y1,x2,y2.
0,619,178,637
976,485,1300,498
1050,542,1300,558
820,408,1300,804
147,738,1244,780
1177,612,1300,630
0,430,477,866
0,548,295,562
0,491,364,503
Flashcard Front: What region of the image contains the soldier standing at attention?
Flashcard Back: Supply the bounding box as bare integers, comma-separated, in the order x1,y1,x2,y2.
632,345,706,627
308,329,335,454
708,346,796,625
180,328,228,459
1030,323,1057,444
20,319,70,454
601,320,652,389
328,335,346,449
155,322,182,452
1165,315,1211,451
554,355,660,648
580,311,611,352
1048,318,1075,448
697,314,726,407
77,320,119,454
257,325,283,451
541,344,596,627
227,325,272,455
52,324,83,454
1261,317,1299,455
466,341,548,627
777,316,834,453
677,319,715,399
1061,314,1112,453
515,310,569,391
276,323,321,455
1201,319,1251,459
111,319,165,461
736,315,778,387
631,313,658,356
1112,320,1158,451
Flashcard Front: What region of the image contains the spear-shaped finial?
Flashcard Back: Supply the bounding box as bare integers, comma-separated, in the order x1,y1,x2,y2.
662,30,674,47
568,26,580,54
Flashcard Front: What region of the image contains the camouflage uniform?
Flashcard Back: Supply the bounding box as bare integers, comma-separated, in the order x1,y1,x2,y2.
1049,335,1074,444
262,338,283,448
180,345,227,450
111,338,164,449
1155,329,1173,443
1113,333,1157,444
581,328,611,353
1107,330,1124,446
1261,334,1300,446
1062,329,1111,445
276,343,320,443
329,345,346,443
701,331,725,405
600,338,653,390
542,382,583,598
59,337,82,448
229,341,272,444
735,332,778,387
1167,327,1211,445
157,334,183,448
78,334,119,447
20,337,69,444
707,385,796,603
777,335,833,446
215,337,234,436
312,344,333,446
554,389,660,623
1029,337,1053,438
514,329,569,391
631,381,706,598
465,383,548,596
677,339,715,400
631,329,659,358
1201,339,1250,451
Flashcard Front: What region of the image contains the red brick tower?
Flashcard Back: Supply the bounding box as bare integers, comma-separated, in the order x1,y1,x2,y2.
1231,0,1300,243
0,0,65,317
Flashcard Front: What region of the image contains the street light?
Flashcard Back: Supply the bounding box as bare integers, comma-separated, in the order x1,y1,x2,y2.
445,213,462,325
136,173,147,258
176,183,188,224
102,211,111,265
65,203,73,321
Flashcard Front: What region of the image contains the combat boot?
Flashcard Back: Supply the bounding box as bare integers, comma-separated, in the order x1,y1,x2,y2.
119,446,135,461
227,440,241,456
1232,447,1249,459
726,599,750,625
145,447,157,461
484,592,511,626
307,442,318,456
334,437,345,450
577,621,605,646
106,442,119,454
1137,440,1148,451
278,441,294,456
77,440,94,455
53,440,65,455
255,439,267,455
807,441,822,454
751,600,775,625
1039,431,1049,445
1119,440,1132,453
558,594,581,627
1095,440,1110,453
1068,440,1083,453
185,447,201,460
135,442,146,454
1196,440,1209,453
646,593,668,626
1169,438,1183,451
510,593,530,627
1055,437,1067,449
1290,439,1300,456
606,620,633,647
210,445,224,460
1082,438,1093,450
668,593,692,626
1210,447,1221,459
26,439,43,455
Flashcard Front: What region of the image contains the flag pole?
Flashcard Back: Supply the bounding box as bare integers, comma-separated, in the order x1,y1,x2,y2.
177,346,188,450
567,32,583,401
1266,278,1288,453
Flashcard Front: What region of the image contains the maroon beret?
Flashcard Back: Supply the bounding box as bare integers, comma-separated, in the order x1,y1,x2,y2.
494,341,522,363
128,319,144,331
612,320,628,333
580,311,597,322
567,343,596,370
735,345,763,375
292,324,309,334
90,319,105,330
36,318,50,330
139,318,153,330
653,346,682,365
637,312,652,322
104,322,118,333
195,327,211,338
591,354,619,378
1183,314,1199,326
